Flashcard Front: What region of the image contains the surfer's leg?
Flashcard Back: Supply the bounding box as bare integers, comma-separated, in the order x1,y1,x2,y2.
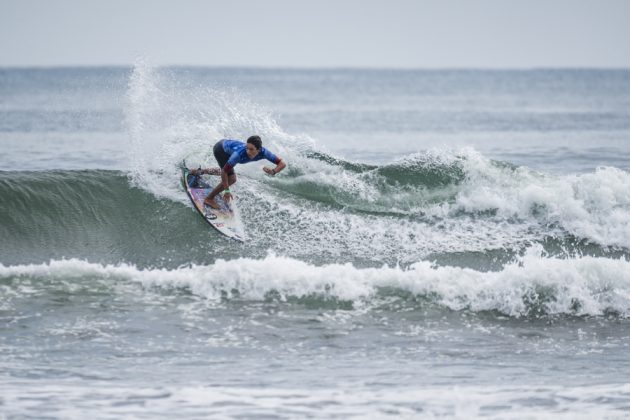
204,184,223,209
204,173,237,208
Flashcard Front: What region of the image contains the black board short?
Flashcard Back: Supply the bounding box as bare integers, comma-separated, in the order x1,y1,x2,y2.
213,140,235,176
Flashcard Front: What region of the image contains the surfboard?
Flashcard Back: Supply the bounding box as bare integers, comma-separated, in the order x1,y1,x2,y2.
181,161,245,242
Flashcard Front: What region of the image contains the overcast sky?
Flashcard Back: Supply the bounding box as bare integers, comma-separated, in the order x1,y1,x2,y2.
1,0,629,68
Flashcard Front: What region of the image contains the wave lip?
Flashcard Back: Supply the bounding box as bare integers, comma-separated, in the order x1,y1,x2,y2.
3,249,630,317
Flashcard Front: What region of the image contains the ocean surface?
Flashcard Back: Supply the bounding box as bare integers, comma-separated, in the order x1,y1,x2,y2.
1,64,630,418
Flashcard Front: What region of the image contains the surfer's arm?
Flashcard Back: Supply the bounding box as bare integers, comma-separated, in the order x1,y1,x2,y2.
263,157,286,176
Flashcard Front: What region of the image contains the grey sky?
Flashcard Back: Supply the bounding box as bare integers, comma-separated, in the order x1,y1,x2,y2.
1,0,629,68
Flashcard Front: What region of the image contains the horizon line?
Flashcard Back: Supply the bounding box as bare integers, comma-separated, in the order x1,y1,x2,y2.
2,63,630,72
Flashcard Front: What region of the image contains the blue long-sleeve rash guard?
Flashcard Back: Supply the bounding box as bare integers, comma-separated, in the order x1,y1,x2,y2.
222,139,281,173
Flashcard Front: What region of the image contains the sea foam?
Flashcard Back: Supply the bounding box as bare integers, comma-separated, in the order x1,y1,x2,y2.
2,248,629,317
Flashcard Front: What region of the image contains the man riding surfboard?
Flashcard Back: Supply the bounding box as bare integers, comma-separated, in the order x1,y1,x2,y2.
190,135,286,209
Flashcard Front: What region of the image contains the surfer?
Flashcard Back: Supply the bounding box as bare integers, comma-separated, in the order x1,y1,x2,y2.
190,136,286,209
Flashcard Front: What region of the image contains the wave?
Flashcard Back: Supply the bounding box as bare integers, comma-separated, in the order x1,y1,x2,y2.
2,248,630,318
0,169,245,267
3,62,630,269
116,60,630,261
265,149,630,254
122,64,630,230
2,147,630,269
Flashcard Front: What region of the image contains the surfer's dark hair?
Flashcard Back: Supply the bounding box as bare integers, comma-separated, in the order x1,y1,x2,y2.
247,135,262,150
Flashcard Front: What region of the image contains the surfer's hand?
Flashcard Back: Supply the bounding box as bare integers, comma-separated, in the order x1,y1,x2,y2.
263,167,275,176
223,192,233,202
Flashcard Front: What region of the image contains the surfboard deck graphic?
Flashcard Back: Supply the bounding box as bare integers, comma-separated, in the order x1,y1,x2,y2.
181,162,245,242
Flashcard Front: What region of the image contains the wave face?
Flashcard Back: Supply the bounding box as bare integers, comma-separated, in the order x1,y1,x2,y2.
2,153,629,269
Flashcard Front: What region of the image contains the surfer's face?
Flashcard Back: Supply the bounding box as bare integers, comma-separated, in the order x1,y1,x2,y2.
246,143,259,159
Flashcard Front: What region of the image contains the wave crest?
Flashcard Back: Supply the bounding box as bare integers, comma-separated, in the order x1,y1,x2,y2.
3,249,630,318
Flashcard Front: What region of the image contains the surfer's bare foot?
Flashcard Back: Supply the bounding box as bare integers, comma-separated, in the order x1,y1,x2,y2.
204,197,220,209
